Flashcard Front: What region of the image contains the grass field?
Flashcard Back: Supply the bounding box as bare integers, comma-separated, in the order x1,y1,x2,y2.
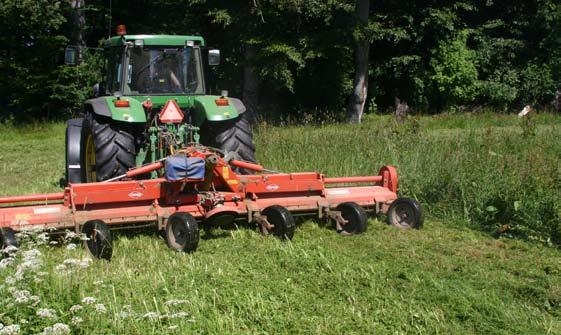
0,113,560,334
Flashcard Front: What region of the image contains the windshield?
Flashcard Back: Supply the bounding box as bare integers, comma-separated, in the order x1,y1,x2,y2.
126,47,203,95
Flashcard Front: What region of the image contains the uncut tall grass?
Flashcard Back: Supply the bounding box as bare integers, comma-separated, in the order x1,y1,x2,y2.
257,113,561,243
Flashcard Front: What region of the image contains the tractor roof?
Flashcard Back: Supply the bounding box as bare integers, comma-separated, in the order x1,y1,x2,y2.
104,35,205,47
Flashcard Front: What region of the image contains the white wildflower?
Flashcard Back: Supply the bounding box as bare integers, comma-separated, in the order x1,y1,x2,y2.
12,289,31,304
94,303,107,313
164,299,188,306
30,295,40,306
0,258,14,269
36,233,50,245
64,258,91,268
23,249,42,259
36,308,56,319
41,323,70,335
65,243,77,251
93,280,103,285
36,271,48,277
0,324,20,335
143,312,159,320
4,276,16,285
55,264,67,272
168,325,179,331
71,317,83,325
64,231,79,240
49,241,58,245
169,312,190,319
2,245,18,253
81,297,96,304
69,305,83,313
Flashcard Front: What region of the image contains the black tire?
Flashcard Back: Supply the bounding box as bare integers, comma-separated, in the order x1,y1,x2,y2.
1,228,18,257
165,212,200,253
82,220,113,260
80,115,136,182
261,205,296,240
199,113,256,172
336,202,368,235
66,118,84,184
386,198,423,229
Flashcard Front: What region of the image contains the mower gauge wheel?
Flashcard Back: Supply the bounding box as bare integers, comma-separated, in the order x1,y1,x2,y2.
82,220,113,260
386,198,423,229
261,205,295,240
336,202,368,235
1,228,18,258
165,212,200,253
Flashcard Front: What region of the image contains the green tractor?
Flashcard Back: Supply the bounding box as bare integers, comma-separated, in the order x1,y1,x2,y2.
65,32,255,183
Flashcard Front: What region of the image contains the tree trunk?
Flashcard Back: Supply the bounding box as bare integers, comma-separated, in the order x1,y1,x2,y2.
243,44,260,122
347,0,370,124
69,0,86,62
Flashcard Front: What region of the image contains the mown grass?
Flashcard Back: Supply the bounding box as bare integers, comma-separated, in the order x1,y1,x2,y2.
0,114,560,334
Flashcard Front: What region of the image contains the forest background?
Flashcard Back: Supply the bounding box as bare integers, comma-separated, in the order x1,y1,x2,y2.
1,0,561,122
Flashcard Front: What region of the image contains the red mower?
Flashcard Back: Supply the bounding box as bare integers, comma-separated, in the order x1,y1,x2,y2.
0,146,422,260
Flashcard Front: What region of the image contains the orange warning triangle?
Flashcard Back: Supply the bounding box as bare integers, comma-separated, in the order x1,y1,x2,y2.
159,99,184,123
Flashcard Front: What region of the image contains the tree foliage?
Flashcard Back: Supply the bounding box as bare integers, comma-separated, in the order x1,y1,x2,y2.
1,0,560,121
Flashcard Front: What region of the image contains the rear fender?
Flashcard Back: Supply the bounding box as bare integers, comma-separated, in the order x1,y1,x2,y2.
192,96,245,126
86,97,146,123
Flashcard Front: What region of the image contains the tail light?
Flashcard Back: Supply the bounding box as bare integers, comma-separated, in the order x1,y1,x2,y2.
114,99,130,108
215,98,229,106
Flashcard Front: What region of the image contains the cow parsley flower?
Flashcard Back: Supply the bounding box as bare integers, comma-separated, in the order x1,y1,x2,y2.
164,299,188,306
36,308,56,319
71,317,83,325
41,323,70,335
81,297,96,304
69,304,83,313
0,324,20,335
94,303,107,313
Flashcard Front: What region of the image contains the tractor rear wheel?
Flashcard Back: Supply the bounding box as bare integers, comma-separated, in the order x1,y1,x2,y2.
200,113,256,171
80,115,136,182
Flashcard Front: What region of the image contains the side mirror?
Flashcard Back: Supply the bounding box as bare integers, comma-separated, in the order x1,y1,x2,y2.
64,46,78,65
208,49,220,66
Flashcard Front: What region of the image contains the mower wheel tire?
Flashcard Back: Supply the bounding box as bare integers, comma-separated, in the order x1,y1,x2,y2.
165,212,199,253
386,198,423,229
82,220,113,260
1,228,18,256
200,113,256,173
336,202,368,235
261,205,295,240
66,118,84,184
81,115,136,182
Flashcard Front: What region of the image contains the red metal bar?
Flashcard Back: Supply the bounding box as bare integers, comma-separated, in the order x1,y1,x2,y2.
126,161,164,178
0,192,65,205
323,176,383,184
230,160,265,172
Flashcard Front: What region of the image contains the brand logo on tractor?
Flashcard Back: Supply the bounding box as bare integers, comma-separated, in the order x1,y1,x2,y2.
266,184,279,191
128,191,143,199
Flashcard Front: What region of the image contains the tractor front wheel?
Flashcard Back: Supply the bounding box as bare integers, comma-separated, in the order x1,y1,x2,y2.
80,115,136,182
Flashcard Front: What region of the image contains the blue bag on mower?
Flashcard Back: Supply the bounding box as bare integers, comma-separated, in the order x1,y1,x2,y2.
164,156,205,181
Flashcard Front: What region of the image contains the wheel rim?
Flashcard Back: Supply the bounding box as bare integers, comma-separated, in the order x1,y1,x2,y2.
85,133,96,182
171,221,187,247
391,203,415,228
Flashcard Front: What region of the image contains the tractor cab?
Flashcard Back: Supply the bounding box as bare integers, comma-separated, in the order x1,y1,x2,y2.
103,34,218,97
